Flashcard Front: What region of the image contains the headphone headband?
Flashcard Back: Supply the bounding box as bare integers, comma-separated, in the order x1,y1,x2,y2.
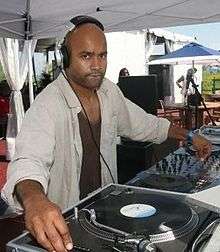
70,15,104,31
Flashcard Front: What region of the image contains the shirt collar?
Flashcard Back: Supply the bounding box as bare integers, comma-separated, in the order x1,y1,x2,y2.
55,73,109,108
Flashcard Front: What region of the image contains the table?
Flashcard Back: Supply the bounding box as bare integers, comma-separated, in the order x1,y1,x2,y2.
209,94,220,101
165,102,220,129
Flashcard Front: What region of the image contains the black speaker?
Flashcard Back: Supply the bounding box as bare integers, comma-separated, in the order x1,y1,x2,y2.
117,142,154,184
118,75,158,115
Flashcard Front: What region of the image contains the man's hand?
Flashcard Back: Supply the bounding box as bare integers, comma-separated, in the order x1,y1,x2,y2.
168,125,212,160
24,194,73,252
15,180,73,252
192,134,212,160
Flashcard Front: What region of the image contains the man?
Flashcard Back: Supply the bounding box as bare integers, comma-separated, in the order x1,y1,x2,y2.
2,17,211,252
176,67,197,104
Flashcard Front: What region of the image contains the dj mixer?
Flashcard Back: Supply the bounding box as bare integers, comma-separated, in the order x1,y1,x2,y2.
128,147,220,193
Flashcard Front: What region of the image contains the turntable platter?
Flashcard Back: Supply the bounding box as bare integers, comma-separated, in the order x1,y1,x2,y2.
85,189,199,242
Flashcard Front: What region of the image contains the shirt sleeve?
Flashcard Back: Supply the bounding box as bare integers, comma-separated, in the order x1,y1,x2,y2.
1,100,55,212
114,86,171,144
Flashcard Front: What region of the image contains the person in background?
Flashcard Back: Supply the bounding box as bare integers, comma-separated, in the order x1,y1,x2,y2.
118,67,130,82
176,67,197,105
2,16,211,252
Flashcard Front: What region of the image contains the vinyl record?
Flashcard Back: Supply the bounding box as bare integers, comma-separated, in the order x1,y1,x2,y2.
86,190,194,236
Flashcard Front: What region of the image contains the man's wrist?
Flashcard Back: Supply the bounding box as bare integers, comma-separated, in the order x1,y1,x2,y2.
186,130,195,144
15,180,46,209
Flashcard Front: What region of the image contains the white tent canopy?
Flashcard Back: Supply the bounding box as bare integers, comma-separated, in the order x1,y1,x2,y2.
0,0,220,40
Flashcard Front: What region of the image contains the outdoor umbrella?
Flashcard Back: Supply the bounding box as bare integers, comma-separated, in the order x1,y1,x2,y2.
149,42,220,127
148,42,220,66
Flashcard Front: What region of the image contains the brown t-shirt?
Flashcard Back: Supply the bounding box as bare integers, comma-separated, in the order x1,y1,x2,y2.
78,112,101,199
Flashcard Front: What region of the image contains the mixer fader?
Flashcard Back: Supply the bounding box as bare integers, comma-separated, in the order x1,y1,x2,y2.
128,147,220,193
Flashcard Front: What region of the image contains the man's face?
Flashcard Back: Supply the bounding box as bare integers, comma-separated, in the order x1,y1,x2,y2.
66,24,107,90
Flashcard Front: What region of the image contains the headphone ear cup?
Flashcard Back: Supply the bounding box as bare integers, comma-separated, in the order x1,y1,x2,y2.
60,45,70,69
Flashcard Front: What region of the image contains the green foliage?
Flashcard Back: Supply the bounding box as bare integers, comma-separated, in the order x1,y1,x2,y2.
35,72,52,94
202,70,220,94
0,63,5,81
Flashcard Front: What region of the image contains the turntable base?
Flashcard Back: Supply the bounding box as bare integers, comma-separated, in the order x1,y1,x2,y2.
7,184,218,252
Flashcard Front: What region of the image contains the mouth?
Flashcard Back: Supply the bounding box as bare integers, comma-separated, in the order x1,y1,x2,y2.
88,74,103,80
89,74,102,77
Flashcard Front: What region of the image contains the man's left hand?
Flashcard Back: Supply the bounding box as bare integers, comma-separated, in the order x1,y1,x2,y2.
192,135,212,160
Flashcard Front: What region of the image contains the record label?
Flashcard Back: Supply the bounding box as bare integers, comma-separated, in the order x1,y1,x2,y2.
120,204,156,218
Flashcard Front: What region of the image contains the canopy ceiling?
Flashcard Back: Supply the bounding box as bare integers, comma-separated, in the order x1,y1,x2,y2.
0,0,220,40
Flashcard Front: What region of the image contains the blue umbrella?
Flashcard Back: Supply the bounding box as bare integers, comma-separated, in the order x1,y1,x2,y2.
149,42,219,127
149,42,220,65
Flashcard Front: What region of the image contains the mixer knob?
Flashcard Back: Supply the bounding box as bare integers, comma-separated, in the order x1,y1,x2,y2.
156,162,161,172
168,166,172,174
161,160,167,173
174,154,178,162
186,157,190,164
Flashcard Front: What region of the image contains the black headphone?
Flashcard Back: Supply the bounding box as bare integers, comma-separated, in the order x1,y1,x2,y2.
60,15,104,69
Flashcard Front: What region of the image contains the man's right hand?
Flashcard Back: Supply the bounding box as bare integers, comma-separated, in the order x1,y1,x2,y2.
15,180,73,252
24,195,73,252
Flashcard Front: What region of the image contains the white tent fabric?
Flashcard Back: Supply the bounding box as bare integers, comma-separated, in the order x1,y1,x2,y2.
0,0,220,40
0,38,36,159
145,33,157,74
164,40,175,104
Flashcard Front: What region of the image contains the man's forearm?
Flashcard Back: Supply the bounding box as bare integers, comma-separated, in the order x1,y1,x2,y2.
168,125,188,141
15,180,47,210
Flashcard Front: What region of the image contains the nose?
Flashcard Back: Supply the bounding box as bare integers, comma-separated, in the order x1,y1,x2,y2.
91,56,103,70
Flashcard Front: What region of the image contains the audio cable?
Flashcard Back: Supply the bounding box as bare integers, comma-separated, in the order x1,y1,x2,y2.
61,70,115,184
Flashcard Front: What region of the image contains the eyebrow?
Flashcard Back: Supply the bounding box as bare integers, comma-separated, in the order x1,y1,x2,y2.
80,51,107,55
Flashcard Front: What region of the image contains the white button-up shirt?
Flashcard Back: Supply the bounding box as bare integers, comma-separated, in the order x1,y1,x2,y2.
2,74,170,211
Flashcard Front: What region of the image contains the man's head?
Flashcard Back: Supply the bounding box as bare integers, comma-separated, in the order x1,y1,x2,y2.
187,67,197,77
62,18,107,91
119,68,130,77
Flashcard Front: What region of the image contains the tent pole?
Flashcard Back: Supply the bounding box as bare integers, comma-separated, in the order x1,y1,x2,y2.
25,0,34,105
28,41,34,104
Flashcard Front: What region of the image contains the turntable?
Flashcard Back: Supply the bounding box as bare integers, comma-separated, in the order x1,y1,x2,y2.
7,184,219,252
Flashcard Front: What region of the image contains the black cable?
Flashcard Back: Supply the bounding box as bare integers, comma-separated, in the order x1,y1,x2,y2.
60,70,115,183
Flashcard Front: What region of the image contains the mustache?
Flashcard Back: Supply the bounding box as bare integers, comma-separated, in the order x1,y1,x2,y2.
87,71,104,77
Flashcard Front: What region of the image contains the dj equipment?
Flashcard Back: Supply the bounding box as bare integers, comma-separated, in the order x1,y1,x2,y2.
128,147,220,193
7,184,219,252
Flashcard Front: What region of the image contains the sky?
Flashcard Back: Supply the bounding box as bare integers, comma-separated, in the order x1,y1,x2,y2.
167,22,220,50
